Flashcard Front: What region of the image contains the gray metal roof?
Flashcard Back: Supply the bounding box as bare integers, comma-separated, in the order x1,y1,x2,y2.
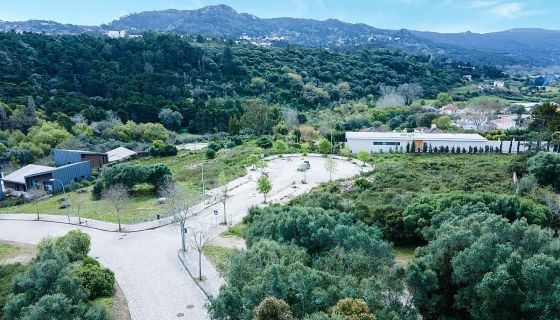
56,149,106,155
107,147,137,162
2,164,54,184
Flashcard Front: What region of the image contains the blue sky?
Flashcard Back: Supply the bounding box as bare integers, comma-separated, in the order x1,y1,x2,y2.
0,0,558,33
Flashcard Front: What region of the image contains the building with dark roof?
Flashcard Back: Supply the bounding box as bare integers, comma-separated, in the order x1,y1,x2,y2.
2,161,91,192
54,149,108,168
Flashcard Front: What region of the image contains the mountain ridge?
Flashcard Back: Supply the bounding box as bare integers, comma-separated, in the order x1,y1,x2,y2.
1,4,558,67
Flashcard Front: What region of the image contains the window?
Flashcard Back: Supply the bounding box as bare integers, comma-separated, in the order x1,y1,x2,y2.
373,141,400,146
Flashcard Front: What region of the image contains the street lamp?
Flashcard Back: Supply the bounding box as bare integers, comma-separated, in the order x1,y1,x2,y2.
49,178,70,223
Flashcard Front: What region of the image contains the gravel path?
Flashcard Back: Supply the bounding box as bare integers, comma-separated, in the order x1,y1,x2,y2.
0,155,367,320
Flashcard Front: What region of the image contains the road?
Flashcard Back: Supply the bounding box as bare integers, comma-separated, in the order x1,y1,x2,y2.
0,155,366,320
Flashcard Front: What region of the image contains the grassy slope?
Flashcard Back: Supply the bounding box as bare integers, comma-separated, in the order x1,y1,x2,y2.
360,153,514,208
203,245,235,276
0,144,265,224
0,242,19,261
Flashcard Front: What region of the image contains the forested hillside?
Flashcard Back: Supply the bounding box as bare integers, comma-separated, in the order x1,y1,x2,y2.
0,31,500,132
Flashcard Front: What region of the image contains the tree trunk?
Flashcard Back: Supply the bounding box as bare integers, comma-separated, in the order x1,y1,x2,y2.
117,211,122,231
180,226,186,254
198,251,202,280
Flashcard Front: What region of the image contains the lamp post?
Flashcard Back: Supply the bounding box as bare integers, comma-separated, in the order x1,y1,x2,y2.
49,178,70,223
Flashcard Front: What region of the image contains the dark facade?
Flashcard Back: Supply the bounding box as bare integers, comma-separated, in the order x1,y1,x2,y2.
54,149,108,168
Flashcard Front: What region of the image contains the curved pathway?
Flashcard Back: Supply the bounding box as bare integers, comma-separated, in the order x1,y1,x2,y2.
0,155,368,320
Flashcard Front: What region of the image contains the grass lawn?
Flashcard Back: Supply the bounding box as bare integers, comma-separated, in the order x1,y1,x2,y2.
203,245,235,276
220,223,246,238
0,242,20,261
0,143,267,224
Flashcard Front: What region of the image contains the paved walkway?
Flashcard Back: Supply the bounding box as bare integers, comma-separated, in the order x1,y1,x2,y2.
0,155,368,320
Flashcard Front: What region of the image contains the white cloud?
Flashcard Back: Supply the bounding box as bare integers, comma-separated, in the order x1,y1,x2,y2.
486,2,533,18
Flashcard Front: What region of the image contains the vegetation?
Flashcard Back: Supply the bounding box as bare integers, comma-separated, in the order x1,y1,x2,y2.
2,231,113,320
209,206,414,320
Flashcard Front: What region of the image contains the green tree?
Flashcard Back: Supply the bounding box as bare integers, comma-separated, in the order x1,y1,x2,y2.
330,298,375,320
318,138,332,154
55,230,91,262
257,175,272,203
431,115,452,130
407,211,560,320
528,152,560,191
253,297,294,320
273,139,289,154
357,150,369,166
73,260,115,299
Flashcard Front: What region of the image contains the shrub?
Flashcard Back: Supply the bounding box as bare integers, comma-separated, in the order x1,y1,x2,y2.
208,142,223,152
256,136,272,149
73,263,115,299
148,144,178,157
55,230,91,262
205,148,216,159
253,297,294,320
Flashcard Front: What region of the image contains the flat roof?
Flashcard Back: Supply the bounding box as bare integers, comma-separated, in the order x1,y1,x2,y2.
2,164,54,184
346,132,488,142
54,149,107,156
107,147,137,162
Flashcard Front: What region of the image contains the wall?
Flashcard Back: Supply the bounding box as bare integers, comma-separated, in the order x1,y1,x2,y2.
25,172,54,191
346,138,487,153
51,161,92,191
82,154,108,168
54,149,81,167
347,138,558,154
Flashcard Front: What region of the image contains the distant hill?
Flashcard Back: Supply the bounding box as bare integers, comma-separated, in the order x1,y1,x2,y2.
1,4,558,66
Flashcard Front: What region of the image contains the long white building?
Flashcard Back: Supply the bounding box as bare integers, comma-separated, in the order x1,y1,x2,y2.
345,132,488,153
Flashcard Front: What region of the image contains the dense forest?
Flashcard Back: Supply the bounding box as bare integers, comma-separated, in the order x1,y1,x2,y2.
0,31,502,132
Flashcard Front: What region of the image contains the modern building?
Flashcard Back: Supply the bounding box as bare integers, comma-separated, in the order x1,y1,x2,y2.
2,161,91,192
107,147,137,163
54,149,109,168
345,132,488,153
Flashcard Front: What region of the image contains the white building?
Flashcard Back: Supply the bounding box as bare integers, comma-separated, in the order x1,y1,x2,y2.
345,132,488,153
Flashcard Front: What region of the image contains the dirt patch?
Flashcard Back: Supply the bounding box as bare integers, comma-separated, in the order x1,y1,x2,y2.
113,281,132,320
0,241,37,265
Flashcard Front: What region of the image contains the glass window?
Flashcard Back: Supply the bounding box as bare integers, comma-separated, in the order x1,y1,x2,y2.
373,141,400,146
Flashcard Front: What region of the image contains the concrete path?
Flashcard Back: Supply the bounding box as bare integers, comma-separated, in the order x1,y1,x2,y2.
0,155,367,320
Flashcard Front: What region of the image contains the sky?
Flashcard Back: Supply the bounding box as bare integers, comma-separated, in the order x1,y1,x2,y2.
0,0,558,33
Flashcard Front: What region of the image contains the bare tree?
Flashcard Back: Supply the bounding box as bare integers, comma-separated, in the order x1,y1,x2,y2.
160,181,193,254
27,187,48,220
377,85,405,108
281,108,299,131
543,192,560,228
68,193,86,224
187,226,212,281
324,157,338,181
102,184,129,231
397,83,423,105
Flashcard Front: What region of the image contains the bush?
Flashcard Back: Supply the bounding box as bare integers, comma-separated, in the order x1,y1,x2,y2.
403,192,549,240
208,142,223,152
205,148,216,159
148,144,178,157
129,183,155,196
528,152,560,191
55,230,91,262
73,263,115,299
256,136,272,149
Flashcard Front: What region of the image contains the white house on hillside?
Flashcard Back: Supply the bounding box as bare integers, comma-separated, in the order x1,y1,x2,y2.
491,116,517,130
